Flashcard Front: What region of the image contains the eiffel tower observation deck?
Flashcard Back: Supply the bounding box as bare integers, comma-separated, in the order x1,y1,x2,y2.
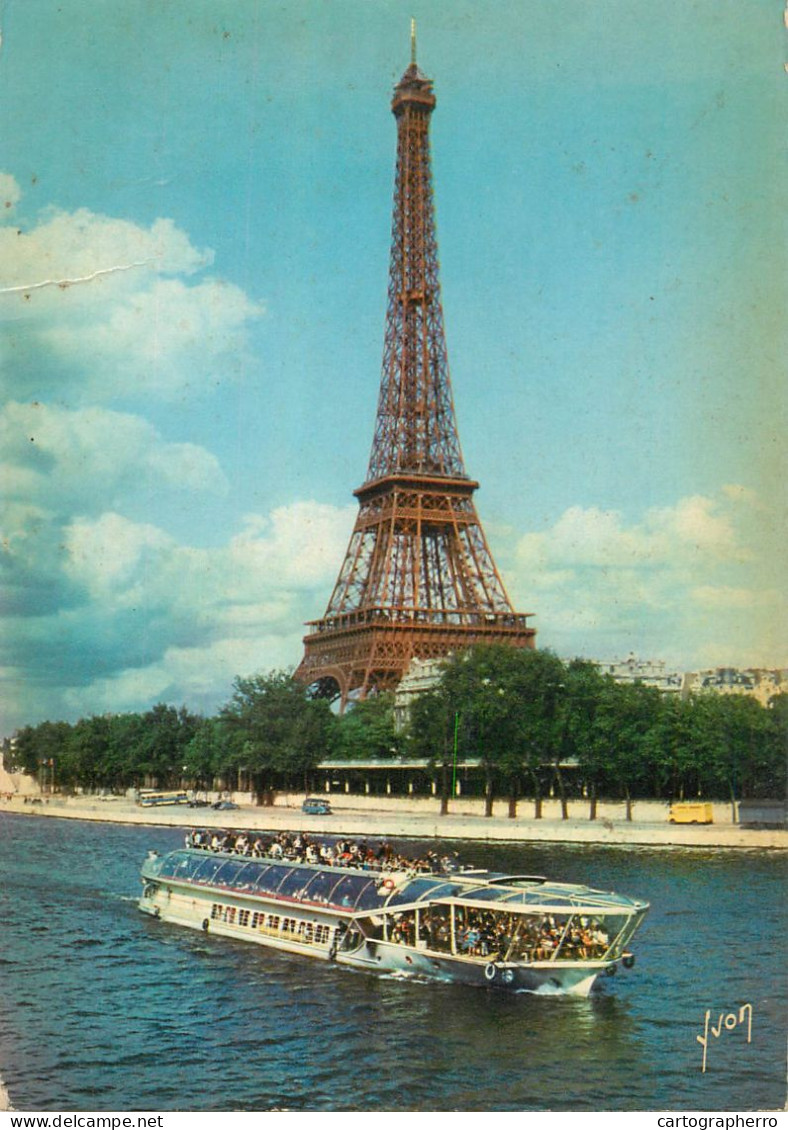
296,31,535,709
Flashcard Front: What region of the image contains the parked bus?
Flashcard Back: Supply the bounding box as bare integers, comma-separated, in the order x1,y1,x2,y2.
137,789,190,808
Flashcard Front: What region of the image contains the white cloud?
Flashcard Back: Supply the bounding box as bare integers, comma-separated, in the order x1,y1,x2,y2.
516,495,748,576
0,209,208,298
62,634,305,719
58,501,354,629
0,400,228,511
229,502,356,588
690,585,770,609
63,513,175,597
510,488,785,667
42,276,262,400
0,193,264,402
721,483,762,508
1,499,354,727
648,495,746,561
3,479,785,731
0,182,347,730
0,173,22,219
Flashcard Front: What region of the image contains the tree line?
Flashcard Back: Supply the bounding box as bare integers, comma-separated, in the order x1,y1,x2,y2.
5,647,786,810
407,647,786,818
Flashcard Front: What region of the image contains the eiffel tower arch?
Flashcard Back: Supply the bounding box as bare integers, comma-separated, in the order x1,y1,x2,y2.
296,38,535,709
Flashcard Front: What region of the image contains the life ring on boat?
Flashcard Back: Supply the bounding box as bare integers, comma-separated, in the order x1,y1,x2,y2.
382,877,395,890
202,918,210,932
484,963,497,982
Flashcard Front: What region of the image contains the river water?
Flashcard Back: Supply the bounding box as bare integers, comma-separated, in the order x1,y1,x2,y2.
0,812,785,1112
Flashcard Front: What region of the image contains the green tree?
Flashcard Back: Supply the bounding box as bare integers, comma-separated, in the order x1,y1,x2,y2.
219,671,335,804
510,649,568,819
13,720,73,788
334,692,399,761
105,713,146,790
183,717,226,791
562,659,610,819
604,683,663,817
433,647,512,817
429,645,568,819
65,715,112,791
130,704,201,786
713,694,782,801
766,694,788,799
405,683,456,813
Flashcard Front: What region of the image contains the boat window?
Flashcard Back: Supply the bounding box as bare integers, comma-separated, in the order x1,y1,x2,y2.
385,877,453,907
413,881,463,902
456,887,524,904
328,874,380,910
251,864,290,894
191,856,227,883
276,867,318,899
246,864,276,891
176,853,202,879
211,859,247,887
353,880,389,911
157,851,190,878
231,862,264,890
301,870,336,903
457,887,576,908
592,914,628,958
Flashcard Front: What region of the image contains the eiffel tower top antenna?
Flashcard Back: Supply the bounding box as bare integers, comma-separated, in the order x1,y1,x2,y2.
410,17,417,65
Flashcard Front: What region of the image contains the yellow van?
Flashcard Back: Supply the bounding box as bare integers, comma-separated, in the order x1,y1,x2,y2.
668,801,714,824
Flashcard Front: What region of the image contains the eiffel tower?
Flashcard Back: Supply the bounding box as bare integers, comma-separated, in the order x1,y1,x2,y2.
296,31,535,709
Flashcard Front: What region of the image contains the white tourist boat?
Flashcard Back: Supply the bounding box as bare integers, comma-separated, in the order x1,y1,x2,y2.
139,833,649,996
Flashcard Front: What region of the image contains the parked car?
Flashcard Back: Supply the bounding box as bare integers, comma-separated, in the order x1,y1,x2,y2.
212,800,239,811
302,797,332,815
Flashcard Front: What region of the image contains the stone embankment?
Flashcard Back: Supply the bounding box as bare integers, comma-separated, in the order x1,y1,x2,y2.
1,790,785,849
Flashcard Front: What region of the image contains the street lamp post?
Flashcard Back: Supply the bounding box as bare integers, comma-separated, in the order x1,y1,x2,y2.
452,711,459,799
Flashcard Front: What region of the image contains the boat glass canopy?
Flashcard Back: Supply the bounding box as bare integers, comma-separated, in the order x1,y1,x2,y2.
148,850,394,913
146,850,646,919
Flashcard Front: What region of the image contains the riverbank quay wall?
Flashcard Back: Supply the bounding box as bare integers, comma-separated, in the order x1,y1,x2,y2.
2,793,786,849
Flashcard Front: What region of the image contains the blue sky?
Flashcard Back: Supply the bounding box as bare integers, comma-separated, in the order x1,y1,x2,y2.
1,0,785,733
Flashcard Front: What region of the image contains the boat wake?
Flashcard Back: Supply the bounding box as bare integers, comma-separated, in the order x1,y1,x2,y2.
379,970,435,985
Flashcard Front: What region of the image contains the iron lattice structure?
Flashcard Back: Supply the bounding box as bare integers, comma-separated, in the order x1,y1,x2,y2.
296,50,535,708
